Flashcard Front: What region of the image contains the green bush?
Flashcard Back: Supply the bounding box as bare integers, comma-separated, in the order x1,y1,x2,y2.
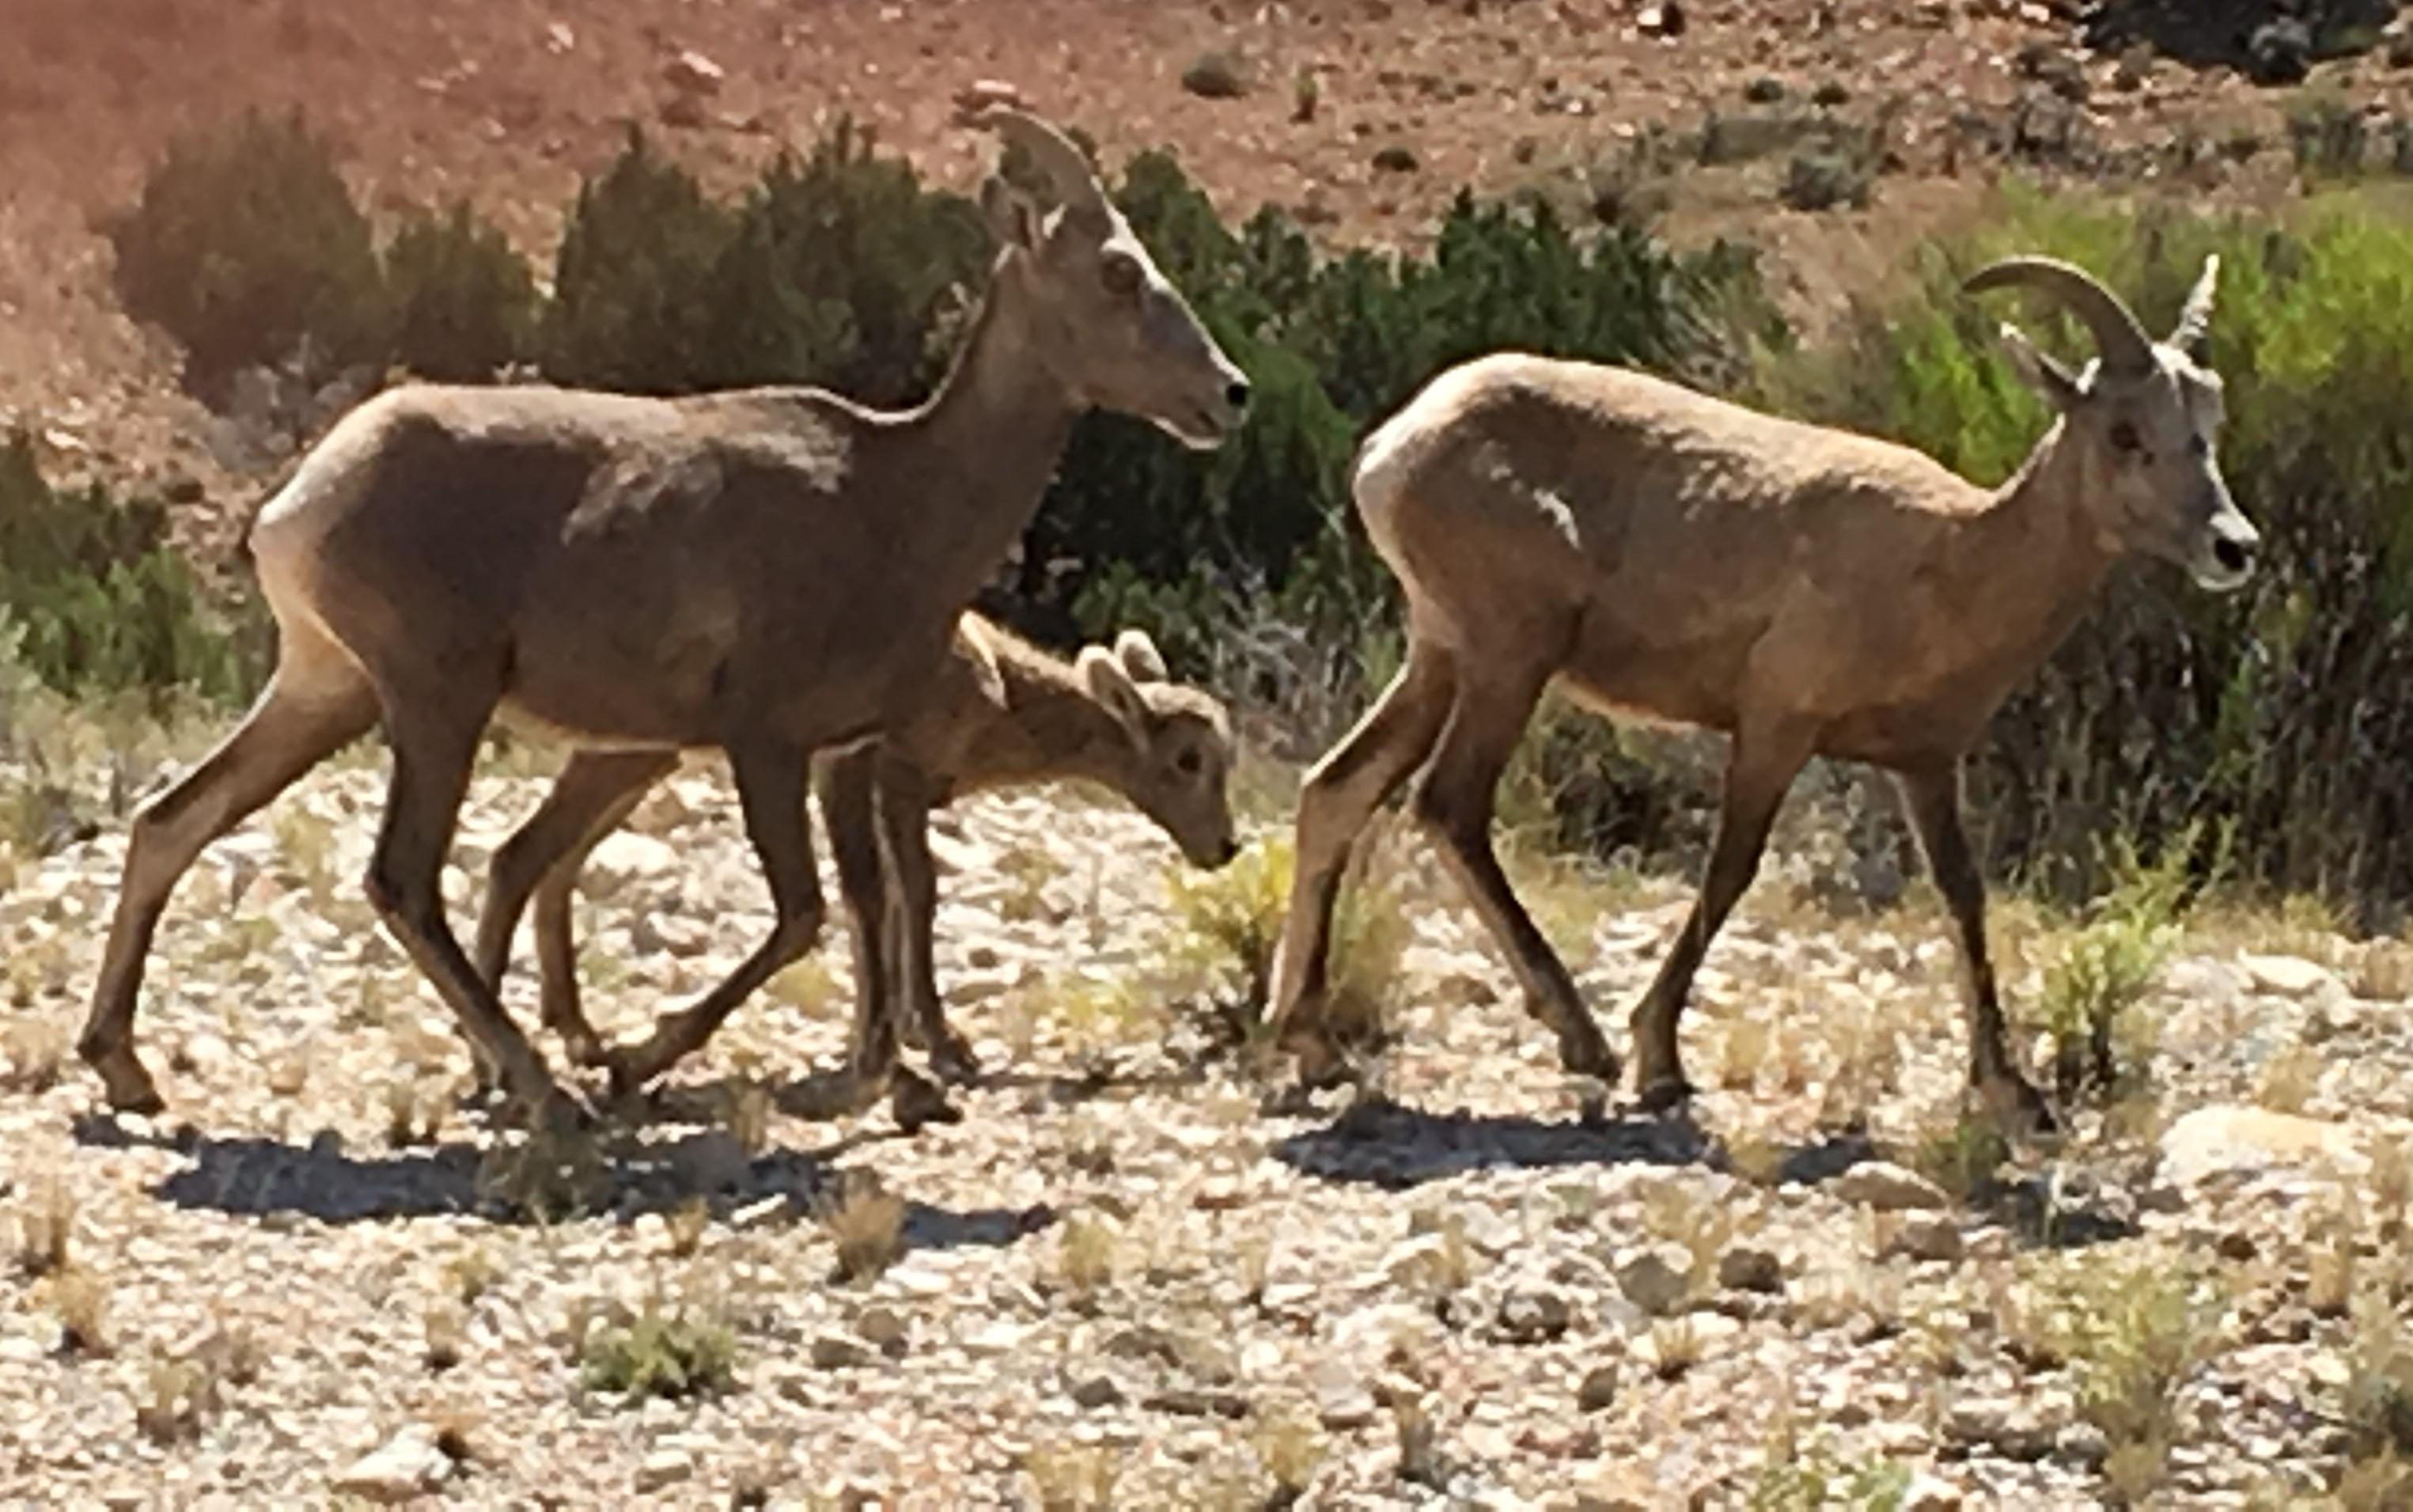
698,117,989,404
0,435,263,702
1759,184,2413,914
104,110,388,396
384,202,540,381
540,130,736,393
544,119,987,400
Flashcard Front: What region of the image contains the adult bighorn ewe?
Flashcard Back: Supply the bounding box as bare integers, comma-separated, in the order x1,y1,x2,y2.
80,106,1248,1128
1268,255,2254,1135
469,617,1238,1089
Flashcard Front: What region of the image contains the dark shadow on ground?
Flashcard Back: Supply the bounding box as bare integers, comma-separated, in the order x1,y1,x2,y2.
1270,1093,1710,1189
73,1108,1051,1250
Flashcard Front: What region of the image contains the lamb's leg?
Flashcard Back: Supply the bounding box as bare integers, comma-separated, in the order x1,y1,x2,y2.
816,746,956,1129
816,746,900,1082
1895,762,2059,1139
1628,719,1813,1111
366,684,580,1128
1410,665,1618,1082
871,756,979,1086
81,650,378,1112
473,749,678,1071
1266,645,1455,1082
604,739,826,1098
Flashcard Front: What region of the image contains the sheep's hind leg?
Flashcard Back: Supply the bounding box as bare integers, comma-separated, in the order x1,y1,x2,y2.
1895,762,2060,1142
1410,662,1619,1083
81,653,378,1112
871,756,982,1088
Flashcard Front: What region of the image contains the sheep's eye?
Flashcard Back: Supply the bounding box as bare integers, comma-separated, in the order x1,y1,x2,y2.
1100,250,1144,297
2108,421,2144,455
1174,747,1203,777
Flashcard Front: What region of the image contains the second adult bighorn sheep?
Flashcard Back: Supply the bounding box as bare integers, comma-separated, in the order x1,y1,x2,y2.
78,106,1248,1127
469,617,1238,1087
1269,255,2254,1135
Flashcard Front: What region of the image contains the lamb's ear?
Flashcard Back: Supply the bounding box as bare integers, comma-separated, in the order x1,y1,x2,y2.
955,618,1008,707
1114,628,1169,684
1997,321,2083,411
979,175,1046,253
1078,644,1150,745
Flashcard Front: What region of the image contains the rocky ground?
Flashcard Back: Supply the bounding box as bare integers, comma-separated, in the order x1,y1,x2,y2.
2,735,2411,1508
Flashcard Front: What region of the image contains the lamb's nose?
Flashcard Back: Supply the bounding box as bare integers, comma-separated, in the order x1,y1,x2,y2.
1224,378,1252,415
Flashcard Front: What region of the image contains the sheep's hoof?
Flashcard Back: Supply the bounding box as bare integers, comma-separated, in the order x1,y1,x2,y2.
889,1069,960,1134
1632,1072,1697,1117
1975,1070,2063,1148
547,1016,612,1071
927,1035,984,1089
602,1043,665,1102
1552,1021,1620,1084
514,1084,599,1138
81,1042,165,1116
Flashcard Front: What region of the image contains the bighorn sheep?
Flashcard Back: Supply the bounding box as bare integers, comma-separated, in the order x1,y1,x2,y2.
78,107,1249,1127
468,617,1238,1087
1268,255,2254,1135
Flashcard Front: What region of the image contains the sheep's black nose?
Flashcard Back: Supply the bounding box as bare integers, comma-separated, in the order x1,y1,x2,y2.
1225,379,1252,414
2214,536,2253,577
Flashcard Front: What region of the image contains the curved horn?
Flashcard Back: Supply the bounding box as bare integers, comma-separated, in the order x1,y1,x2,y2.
2169,252,2220,359
968,106,1109,222
1964,256,2156,378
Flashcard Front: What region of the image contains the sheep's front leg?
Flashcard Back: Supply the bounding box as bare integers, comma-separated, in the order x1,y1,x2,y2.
474,749,677,1074
1895,762,2059,1140
820,745,958,1130
872,756,981,1086
604,740,824,1097
1627,718,1813,1112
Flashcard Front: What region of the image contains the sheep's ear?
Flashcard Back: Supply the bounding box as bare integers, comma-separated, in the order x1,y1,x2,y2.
1078,644,1150,745
1114,628,1169,684
979,175,1047,253
1997,321,2083,411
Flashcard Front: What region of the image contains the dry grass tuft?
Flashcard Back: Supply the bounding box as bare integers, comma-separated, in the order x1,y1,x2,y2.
11,1177,76,1278
44,1264,110,1355
1022,1439,1122,1512
2255,1043,2322,1115
816,1170,907,1284
576,1298,738,1404
1057,1211,1121,1300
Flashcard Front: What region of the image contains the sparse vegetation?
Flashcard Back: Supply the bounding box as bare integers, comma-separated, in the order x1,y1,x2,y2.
0,434,265,703
103,108,386,394
12,1177,75,1277
2037,1257,2226,1501
2037,832,2196,1102
816,1170,907,1284
1165,832,1409,1050
577,1299,738,1404
1181,49,1250,100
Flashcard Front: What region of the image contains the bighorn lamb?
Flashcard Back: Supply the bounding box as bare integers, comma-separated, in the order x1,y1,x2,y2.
79,107,1248,1127
469,617,1238,1086
1269,255,2254,1135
